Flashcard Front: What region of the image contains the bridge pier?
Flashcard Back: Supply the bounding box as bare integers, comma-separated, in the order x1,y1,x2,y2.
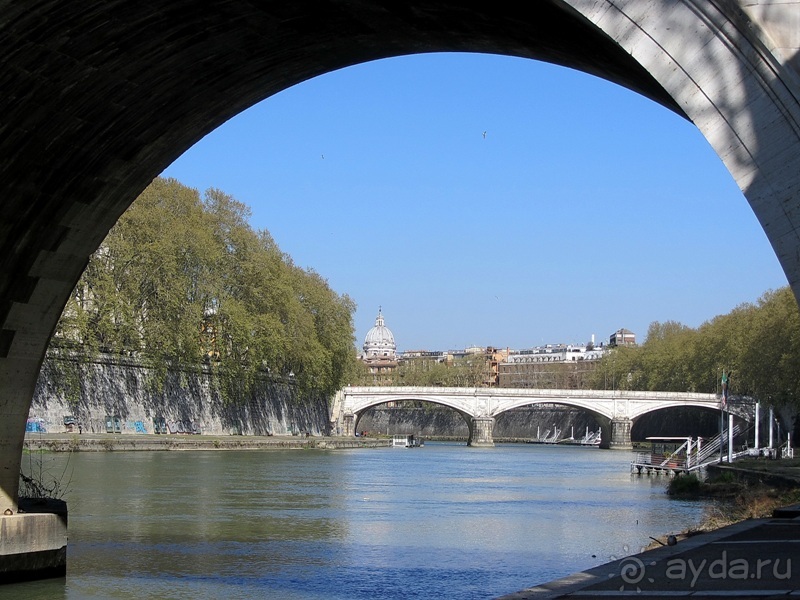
468,417,494,447
342,413,354,437
601,418,632,450
0,498,68,583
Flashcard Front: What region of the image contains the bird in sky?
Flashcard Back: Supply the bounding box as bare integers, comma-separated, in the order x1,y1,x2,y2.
482,131,487,139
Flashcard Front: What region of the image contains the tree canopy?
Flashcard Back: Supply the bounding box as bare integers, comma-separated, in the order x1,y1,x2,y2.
53,177,357,400
392,354,489,387
589,287,800,408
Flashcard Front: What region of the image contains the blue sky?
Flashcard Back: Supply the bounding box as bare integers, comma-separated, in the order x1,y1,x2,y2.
160,52,788,352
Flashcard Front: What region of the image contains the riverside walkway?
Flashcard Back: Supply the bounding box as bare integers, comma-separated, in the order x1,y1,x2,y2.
23,432,389,452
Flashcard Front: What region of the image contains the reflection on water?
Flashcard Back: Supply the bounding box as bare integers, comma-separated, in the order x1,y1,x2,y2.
1,443,713,599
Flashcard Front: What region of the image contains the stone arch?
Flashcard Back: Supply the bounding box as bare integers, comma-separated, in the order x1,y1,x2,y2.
351,398,475,442
494,399,610,425
1,1,799,510
629,400,752,422
630,404,725,442
494,399,612,447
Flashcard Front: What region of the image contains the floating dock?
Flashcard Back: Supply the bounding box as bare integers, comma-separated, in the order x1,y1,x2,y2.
392,434,423,448
630,435,725,476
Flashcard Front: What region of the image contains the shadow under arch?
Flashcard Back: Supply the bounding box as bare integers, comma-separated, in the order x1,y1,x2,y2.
352,398,476,444
494,399,608,443
1,1,798,510
631,405,729,442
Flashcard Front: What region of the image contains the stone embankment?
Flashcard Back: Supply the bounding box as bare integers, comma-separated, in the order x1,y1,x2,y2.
30,354,331,437
22,431,621,449
23,433,389,452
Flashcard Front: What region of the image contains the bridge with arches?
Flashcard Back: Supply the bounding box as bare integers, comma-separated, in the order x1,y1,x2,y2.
333,386,735,448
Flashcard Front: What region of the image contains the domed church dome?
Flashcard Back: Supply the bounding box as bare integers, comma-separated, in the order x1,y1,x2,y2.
363,308,396,359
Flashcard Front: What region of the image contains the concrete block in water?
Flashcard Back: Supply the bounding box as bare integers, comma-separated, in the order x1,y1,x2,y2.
0,498,67,583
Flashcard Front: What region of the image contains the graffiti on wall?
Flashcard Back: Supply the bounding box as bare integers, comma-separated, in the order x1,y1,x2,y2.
167,420,202,435
124,420,147,433
25,418,46,433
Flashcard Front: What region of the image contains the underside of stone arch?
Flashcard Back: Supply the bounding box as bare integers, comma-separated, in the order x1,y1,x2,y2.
352,400,479,444
2,1,800,512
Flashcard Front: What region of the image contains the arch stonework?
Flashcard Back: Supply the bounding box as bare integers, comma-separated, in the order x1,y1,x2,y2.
344,388,494,447
1,1,799,510
337,386,722,448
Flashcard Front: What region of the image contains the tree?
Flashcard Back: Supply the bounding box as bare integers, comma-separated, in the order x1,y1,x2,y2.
51,177,358,404
588,287,800,411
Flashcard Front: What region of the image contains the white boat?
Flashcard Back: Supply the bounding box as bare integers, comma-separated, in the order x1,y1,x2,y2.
392,434,423,448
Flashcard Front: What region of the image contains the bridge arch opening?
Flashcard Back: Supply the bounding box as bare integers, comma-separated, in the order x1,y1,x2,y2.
354,400,471,441
494,402,603,443
2,2,798,511
631,406,726,442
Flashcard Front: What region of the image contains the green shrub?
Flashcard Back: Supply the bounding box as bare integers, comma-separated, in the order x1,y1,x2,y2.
668,473,702,495
708,470,736,484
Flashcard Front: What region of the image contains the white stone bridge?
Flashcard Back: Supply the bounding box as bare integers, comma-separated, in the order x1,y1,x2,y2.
332,386,737,448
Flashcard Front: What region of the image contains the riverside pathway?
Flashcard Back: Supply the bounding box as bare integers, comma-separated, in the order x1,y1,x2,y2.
23,432,389,451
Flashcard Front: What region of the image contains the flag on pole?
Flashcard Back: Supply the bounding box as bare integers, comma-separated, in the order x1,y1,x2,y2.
721,370,729,409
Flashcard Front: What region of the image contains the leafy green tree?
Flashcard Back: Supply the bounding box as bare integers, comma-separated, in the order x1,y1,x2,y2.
735,288,800,406
394,354,487,387
51,177,357,404
588,287,800,410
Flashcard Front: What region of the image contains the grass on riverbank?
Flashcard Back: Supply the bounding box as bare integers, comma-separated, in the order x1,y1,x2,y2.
646,460,800,549
696,478,800,528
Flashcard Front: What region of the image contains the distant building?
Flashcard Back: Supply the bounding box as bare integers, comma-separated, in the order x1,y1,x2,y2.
484,346,508,387
359,323,624,389
498,342,605,388
359,308,398,385
399,349,447,365
609,328,636,347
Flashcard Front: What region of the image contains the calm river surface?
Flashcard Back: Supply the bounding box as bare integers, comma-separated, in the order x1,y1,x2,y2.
5,443,714,599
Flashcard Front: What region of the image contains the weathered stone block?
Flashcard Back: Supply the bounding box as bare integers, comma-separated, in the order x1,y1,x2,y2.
0,499,67,583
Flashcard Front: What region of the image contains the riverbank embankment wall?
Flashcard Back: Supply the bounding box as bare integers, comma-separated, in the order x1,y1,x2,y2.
29,355,330,437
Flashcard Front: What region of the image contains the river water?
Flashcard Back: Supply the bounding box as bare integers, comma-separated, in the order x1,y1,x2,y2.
5,443,714,599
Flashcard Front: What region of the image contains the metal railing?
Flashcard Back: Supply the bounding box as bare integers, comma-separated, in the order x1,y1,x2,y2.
631,426,742,473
